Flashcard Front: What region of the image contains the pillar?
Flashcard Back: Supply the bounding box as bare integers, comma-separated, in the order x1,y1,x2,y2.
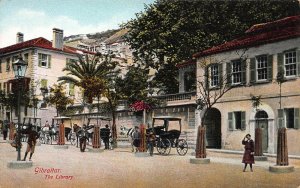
92,126,100,148
57,123,65,145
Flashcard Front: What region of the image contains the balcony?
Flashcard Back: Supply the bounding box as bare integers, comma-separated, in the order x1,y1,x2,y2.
153,91,196,107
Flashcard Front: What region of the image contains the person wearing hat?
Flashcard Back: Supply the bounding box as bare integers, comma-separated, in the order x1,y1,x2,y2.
242,134,255,172
146,130,155,156
22,125,39,161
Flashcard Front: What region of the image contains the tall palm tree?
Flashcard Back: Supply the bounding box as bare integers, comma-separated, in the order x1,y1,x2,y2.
58,53,120,141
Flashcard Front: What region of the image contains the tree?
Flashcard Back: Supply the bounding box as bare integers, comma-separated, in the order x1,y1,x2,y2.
195,50,248,159
124,0,299,93
45,84,74,117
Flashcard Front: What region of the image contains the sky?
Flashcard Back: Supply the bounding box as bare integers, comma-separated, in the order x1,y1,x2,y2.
0,0,155,48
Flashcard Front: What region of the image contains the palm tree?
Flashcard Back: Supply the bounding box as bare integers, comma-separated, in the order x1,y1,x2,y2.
58,53,120,141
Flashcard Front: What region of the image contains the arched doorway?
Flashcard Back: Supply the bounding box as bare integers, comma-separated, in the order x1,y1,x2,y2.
255,110,268,152
204,108,221,148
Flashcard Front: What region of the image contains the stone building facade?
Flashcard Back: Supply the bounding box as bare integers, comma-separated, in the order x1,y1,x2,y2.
194,15,300,155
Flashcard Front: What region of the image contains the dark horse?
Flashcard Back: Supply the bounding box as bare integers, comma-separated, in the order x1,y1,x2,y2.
73,124,94,148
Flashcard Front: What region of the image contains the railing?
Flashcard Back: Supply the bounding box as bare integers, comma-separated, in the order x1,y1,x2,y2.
153,91,196,102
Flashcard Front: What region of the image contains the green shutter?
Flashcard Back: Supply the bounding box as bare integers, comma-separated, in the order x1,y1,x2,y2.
228,112,233,131
204,66,209,89
250,58,256,84
277,53,284,76
218,63,223,87
38,54,42,67
267,55,273,81
278,109,284,128
297,50,300,76
241,111,246,131
241,60,246,85
294,108,300,129
69,83,75,96
48,55,51,68
41,79,47,88
226,62,232,86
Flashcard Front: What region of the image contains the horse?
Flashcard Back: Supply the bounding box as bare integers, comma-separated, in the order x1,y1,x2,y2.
40,125,72,144
126,127,135,152
73,124,94,147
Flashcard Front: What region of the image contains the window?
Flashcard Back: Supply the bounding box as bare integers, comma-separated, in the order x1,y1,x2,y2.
228,111,246,130
278,108,299,129
6,58,10,72
284,51,297,77
210,64,219,87
0,59,2,73
38,53,51,68
232,61,242,84
257,55,268,80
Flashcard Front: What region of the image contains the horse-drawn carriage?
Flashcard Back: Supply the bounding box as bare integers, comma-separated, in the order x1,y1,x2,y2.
147,116,188,156
74,116,112,152
39,116,72,144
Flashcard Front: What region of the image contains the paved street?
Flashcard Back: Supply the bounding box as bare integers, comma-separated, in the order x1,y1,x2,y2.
1,137,300,188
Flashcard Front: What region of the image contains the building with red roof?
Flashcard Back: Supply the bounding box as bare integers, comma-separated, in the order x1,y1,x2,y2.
193,15,300,155
0,28,92,124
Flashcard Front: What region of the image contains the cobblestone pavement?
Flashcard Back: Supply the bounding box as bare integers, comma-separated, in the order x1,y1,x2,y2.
0,138,300,188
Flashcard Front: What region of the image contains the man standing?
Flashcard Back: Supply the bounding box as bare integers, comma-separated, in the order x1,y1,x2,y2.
132,126,141,152
2,120,9,140
22,125,39,161
102,125,111,149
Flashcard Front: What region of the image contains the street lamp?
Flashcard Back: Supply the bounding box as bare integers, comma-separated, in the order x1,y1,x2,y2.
12,56,28,161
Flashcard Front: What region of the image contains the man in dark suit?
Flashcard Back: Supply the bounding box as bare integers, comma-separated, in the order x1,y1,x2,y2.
102,125,110,149
22,125,39,161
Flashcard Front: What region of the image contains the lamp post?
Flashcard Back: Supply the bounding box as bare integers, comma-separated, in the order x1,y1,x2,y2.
12,56,28,161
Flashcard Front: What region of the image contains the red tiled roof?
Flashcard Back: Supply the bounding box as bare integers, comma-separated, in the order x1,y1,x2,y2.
176,59,196,68
193,15,300,58
0,37,95,55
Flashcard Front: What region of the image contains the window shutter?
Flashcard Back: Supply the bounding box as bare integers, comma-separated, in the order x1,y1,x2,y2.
69,83,75,96
228,112,233,131
241,111,246,130
38,54,42,67
250,58,256,84
48,55,51,68
278,109,284,128
41,79,47,88
267,55,273,81
241,60,246,85
297,50,300,76
218,63,223,87
294,108,300,129
204,66,209,89
226,62,232,86
277,53,284,76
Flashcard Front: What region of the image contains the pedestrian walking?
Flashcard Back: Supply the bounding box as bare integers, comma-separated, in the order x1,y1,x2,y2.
2,120,9,140
22,125,39,161
242,134,254,172
146,130,155,156
132,126,141,152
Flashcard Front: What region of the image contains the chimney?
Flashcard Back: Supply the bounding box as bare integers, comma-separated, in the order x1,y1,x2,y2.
52,28,63,50
16,32,24,43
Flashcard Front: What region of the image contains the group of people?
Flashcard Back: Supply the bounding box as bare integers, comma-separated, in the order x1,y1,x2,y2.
131,126,155,156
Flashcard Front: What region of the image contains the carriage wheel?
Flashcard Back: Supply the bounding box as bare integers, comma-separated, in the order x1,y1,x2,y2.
176,139,188,156
157,138,171,155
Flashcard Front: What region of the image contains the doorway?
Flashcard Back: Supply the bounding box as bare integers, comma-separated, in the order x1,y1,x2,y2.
204,108,221,148
255,110,268,152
